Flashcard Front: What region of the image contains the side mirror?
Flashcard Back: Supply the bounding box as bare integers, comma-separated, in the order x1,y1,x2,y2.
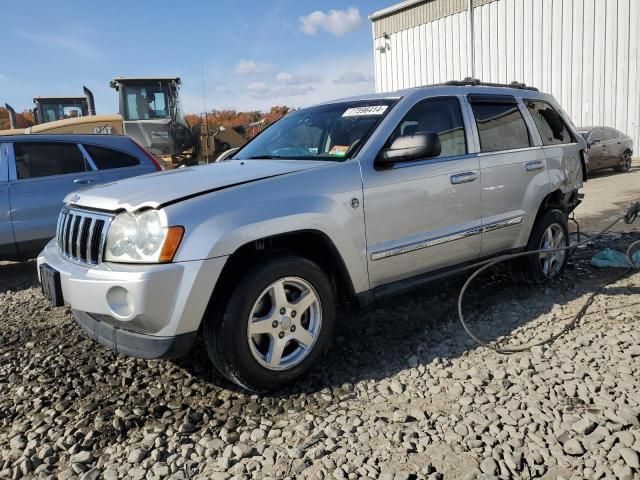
376,131,441,166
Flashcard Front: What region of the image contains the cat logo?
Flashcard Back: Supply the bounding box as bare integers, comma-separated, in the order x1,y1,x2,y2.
94,126,113,135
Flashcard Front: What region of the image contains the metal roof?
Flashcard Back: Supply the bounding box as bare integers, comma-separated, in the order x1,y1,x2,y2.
33,96,86,102
370,0,495,38
111,76,180,82
369,0,429,20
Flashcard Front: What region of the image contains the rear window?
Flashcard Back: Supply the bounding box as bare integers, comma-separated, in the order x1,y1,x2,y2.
84,144,140,170
526,100,573,145
470,101,531,152
14,142,88,179
603,129,619,141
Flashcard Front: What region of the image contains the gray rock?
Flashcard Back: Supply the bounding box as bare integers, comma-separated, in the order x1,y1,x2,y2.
480,457,498,475
619,447,640,469
128,448,146,463
562,438,585,456
571,418,597,436
69,451,93,464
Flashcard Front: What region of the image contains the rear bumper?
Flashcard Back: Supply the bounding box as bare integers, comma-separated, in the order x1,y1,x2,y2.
74,310,196,359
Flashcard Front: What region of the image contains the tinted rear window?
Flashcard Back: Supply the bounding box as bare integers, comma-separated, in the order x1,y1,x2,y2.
84,144,140,170
471,103,531,152
14,142,88,179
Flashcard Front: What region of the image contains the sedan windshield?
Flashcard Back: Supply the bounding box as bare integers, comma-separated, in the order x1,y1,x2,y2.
234,100,397,161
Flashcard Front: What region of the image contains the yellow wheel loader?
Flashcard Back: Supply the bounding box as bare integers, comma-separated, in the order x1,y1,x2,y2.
1,78,246,169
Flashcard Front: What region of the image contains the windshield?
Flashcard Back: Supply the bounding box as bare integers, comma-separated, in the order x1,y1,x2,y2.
234,100,397,161
123,85,171,121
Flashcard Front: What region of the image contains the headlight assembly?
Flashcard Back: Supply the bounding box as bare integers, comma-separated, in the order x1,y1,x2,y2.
105,210,184,263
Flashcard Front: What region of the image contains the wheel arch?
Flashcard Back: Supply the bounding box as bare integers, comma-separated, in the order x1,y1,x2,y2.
204,229,357,323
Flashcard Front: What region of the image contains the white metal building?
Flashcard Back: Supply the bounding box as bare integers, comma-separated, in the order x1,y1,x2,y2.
370,0,640,145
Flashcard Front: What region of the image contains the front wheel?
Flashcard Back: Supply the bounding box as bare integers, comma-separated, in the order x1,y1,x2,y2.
203,255,335,391
614,151,632,172
516,209,569,283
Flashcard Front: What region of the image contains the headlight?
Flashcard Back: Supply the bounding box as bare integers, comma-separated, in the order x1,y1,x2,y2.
105,210,184,263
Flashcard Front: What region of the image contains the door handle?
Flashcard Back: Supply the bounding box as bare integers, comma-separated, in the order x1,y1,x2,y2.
450,172,478,184
74,178,96,185
525,160,545,172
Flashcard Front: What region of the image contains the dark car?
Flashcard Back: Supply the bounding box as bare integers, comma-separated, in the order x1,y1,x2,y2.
1,134,163,261
579,126,634,173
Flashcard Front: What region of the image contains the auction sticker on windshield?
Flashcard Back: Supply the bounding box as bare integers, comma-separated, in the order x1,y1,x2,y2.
342,105,388,117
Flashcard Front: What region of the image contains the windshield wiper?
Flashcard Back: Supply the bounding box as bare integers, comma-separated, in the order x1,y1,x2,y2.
243,155,290,159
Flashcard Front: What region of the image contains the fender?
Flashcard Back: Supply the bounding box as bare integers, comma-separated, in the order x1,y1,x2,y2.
163,160,371,294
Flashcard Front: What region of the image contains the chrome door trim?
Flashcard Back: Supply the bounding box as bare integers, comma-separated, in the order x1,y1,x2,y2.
370,215,523,261
0,143,8,183
476,146,540,157
482,215,523,233
7,144,17,181
77,144,98,171
370,226,483,261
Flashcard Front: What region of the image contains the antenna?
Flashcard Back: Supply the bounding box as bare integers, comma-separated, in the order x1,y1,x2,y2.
201,64,210,164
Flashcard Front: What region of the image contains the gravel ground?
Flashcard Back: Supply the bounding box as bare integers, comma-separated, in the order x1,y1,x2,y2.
1,234,640,480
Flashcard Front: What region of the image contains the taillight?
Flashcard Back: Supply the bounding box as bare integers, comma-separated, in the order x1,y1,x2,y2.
131,139,164,171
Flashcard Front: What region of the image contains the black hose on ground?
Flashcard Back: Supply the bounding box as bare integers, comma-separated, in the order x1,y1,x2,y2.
457,203,640,355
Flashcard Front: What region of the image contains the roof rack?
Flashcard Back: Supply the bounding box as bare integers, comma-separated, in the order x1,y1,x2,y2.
438,77,539,91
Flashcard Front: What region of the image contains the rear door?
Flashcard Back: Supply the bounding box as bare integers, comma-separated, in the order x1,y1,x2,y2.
469,94,543,256
9,141,96,255
0,143,17,258
80,142,152,183
525,98,583,196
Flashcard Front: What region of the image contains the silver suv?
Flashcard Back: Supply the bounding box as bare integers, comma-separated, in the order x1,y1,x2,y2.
37,81,587,391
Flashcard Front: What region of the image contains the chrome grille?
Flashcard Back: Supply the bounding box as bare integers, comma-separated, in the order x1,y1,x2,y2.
56,208,113,264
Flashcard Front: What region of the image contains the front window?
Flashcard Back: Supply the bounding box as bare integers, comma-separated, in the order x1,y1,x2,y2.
234,100,397,161
123,85,170,121
40,102,86,122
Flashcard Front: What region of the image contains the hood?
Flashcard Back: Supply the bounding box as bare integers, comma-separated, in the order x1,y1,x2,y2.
66,159,327,212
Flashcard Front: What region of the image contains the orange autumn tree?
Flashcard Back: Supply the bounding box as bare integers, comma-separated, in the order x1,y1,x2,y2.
0,107,34,130
185,106,291,139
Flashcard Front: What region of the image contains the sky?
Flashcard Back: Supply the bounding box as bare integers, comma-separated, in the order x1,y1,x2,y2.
1,0,393,115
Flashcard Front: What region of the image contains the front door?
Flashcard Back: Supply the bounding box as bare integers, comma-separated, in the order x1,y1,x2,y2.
0,143,17,258
362,96,482,289
9,141,96,255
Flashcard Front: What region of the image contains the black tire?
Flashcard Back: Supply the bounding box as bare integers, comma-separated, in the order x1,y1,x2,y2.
614,150,632,172
515,209,569,283
203,255,335,391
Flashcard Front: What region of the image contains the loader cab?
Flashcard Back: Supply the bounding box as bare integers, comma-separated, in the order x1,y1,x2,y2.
110,77,194,163
33,97,89,125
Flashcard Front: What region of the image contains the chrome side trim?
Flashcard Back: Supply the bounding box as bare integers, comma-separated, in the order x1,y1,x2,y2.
370,215,523,261
481,215,523,233
371,226,483,261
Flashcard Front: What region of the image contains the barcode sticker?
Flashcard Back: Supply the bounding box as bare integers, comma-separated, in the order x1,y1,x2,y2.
342,105,388,117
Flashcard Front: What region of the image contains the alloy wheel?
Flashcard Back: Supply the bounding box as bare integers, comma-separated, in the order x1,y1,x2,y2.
538,223,566,277
247,277,322,371
621,153,632,172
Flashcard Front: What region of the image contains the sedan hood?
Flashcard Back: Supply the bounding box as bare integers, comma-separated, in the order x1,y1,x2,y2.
66,160,326,212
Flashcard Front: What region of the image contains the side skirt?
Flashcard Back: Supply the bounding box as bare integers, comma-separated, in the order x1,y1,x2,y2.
355,247,525,308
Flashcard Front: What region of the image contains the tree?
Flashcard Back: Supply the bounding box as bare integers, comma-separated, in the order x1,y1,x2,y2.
183,106,291,139
0,107,34,129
